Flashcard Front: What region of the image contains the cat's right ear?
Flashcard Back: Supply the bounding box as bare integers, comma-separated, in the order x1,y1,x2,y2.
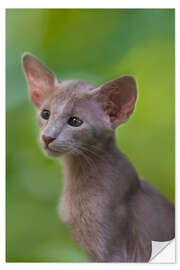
22,53,58,107
89,76,137,128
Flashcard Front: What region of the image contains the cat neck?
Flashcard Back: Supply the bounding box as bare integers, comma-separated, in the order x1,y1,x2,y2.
61,136,139,192
61,136,117,171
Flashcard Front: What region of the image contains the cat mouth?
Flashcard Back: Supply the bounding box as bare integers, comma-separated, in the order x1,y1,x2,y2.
44,145,62,156
44,144,67,157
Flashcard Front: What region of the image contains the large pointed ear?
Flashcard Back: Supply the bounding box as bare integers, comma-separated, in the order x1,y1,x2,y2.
92,76,137,128
22,53,58,107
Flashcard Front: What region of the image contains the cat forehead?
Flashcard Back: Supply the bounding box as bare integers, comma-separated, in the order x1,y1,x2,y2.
44,80,96,109
56,80,95,98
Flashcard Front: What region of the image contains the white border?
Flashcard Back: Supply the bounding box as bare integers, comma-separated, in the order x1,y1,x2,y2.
1,2,179,269
0,1,178,8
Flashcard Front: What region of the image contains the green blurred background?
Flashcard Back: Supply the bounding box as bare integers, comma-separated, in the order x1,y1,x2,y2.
6,9,175,262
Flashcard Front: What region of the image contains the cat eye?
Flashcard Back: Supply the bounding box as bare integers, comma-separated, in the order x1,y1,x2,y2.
41,109,50,120
68,116,83,127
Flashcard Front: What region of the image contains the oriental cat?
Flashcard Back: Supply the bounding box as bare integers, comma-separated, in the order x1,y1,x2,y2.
22,53,175,262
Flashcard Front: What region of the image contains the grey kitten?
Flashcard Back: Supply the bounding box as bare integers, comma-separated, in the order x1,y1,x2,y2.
22,53,175,262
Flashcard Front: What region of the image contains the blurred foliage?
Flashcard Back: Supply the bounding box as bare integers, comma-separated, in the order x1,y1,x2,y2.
6,9,175,262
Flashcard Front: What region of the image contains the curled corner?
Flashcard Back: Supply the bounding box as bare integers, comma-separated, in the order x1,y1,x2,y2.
150,239,175,263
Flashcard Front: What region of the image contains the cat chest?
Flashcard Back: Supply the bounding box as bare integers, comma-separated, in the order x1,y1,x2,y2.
59,188,98,227
59,187,109,258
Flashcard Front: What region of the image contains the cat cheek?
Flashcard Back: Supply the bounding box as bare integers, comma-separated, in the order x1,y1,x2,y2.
38,134,44,147
38,116,47,128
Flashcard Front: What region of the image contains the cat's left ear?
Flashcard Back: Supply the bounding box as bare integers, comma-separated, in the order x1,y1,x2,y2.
22,53,58,107
91,76,137,128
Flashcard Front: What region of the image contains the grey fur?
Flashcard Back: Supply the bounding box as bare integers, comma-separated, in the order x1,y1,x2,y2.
22,54,175,262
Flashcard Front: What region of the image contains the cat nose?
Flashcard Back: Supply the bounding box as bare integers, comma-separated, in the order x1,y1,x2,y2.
42,135,55,146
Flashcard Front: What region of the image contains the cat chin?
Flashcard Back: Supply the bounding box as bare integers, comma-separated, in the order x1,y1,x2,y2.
43,147,64,157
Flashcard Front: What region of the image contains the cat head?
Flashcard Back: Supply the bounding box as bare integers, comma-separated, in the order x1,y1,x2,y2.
22,53,137,157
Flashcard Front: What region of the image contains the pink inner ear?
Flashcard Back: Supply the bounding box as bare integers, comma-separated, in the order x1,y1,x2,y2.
32,91,40,99
28,72,49,106
104,101,119,122
120,94,137,115
23,54,57,107
98,76,137,126
31,91,42,106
